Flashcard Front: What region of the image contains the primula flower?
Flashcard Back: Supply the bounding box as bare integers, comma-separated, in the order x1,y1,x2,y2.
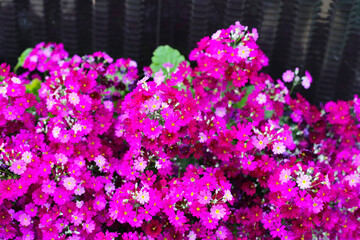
4,106,18,121
74,185,85,196
301,71,312,89
279,168,291,184
9,160,26,175
210,204,226,220
63,177,76,191
272,142,285,154
68,92,80,105
215,107,226,117
18,213,31,227
252,135,269,150
256,93,267,104
42,180,56,194
223,189,233,202
154,69,165,85
282,70,294,82
83,219,95,234
198,190,212,204
134,157,147,171
137,189,150,204
311,197,324,214
52,126,61,138
21,151,32,164
95,155,107,168
143,118,162,139
169,211,187,228
238,44,250,59
198,132,207,143
71,210,84,226
55,153,68,164
296,174,311,189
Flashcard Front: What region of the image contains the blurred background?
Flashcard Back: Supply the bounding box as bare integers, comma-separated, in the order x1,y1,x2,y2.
0,0,359,104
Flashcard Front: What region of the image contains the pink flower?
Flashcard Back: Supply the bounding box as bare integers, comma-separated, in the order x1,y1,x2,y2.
169,211,187,228
311,197,324,214
222,189,233,202
238,45,250,59
95,155,107,168
21,151,33,164
256,93,267,104
71,210,84,226
345,173,360,187
42,180,56,194
282,70,294,82
137,189,150,204
83,219,95,233
154,70,165,85
18,213,31,226
68,92,80,105
55,153,68,164
279,168,291,184
143,119,162,139
9,160,26,175
198,190,212,205
296,174,311,189
134,157,147,172
4,106,18,121
252,135,269,150
210,204,226,220
302,71,312,89
63,177,76,191
215,107,226,117
272,142,285,154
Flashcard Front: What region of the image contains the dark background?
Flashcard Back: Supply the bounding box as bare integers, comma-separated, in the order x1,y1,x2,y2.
0,0,359,105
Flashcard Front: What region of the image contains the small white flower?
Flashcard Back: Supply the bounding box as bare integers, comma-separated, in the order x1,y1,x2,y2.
72,123,83,134
198,132,207,143
296,174,311,189
52,126,61,138
256,93,267,105
68,92,80,105
215,107,226,118
95,155,107,168
136,189,150,204
21,151,32,164
11,77,21,84
223,190,233,202
272,142,285,155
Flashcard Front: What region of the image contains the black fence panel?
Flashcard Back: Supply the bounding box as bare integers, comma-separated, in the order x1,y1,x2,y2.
1,0,360,104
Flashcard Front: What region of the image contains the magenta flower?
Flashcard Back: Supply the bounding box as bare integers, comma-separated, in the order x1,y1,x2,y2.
311,197,324,214
198,190,212,205
9,160,26,175
18,213,31,227
210,204,226,220
63,177,76,191
282,70,294,82
252,135,269,150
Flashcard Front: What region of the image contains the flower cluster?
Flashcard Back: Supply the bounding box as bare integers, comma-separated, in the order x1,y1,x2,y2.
0,21,359,240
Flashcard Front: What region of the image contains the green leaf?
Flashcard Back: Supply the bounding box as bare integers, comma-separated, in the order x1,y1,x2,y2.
233,85,255,109
14,48,33,73
25,78,42,97
265,110,274,119
150,45,185,74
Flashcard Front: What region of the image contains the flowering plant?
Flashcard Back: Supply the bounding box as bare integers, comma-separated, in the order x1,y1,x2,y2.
0,22,359,240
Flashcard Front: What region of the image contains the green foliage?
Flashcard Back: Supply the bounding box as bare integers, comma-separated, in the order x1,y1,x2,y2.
25,78,42,97
14,48,33,73
234,85,255,109
264,110,274,119
150,45,186,74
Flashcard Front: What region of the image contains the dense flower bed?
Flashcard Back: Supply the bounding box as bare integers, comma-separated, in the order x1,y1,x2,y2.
0,22,360,239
